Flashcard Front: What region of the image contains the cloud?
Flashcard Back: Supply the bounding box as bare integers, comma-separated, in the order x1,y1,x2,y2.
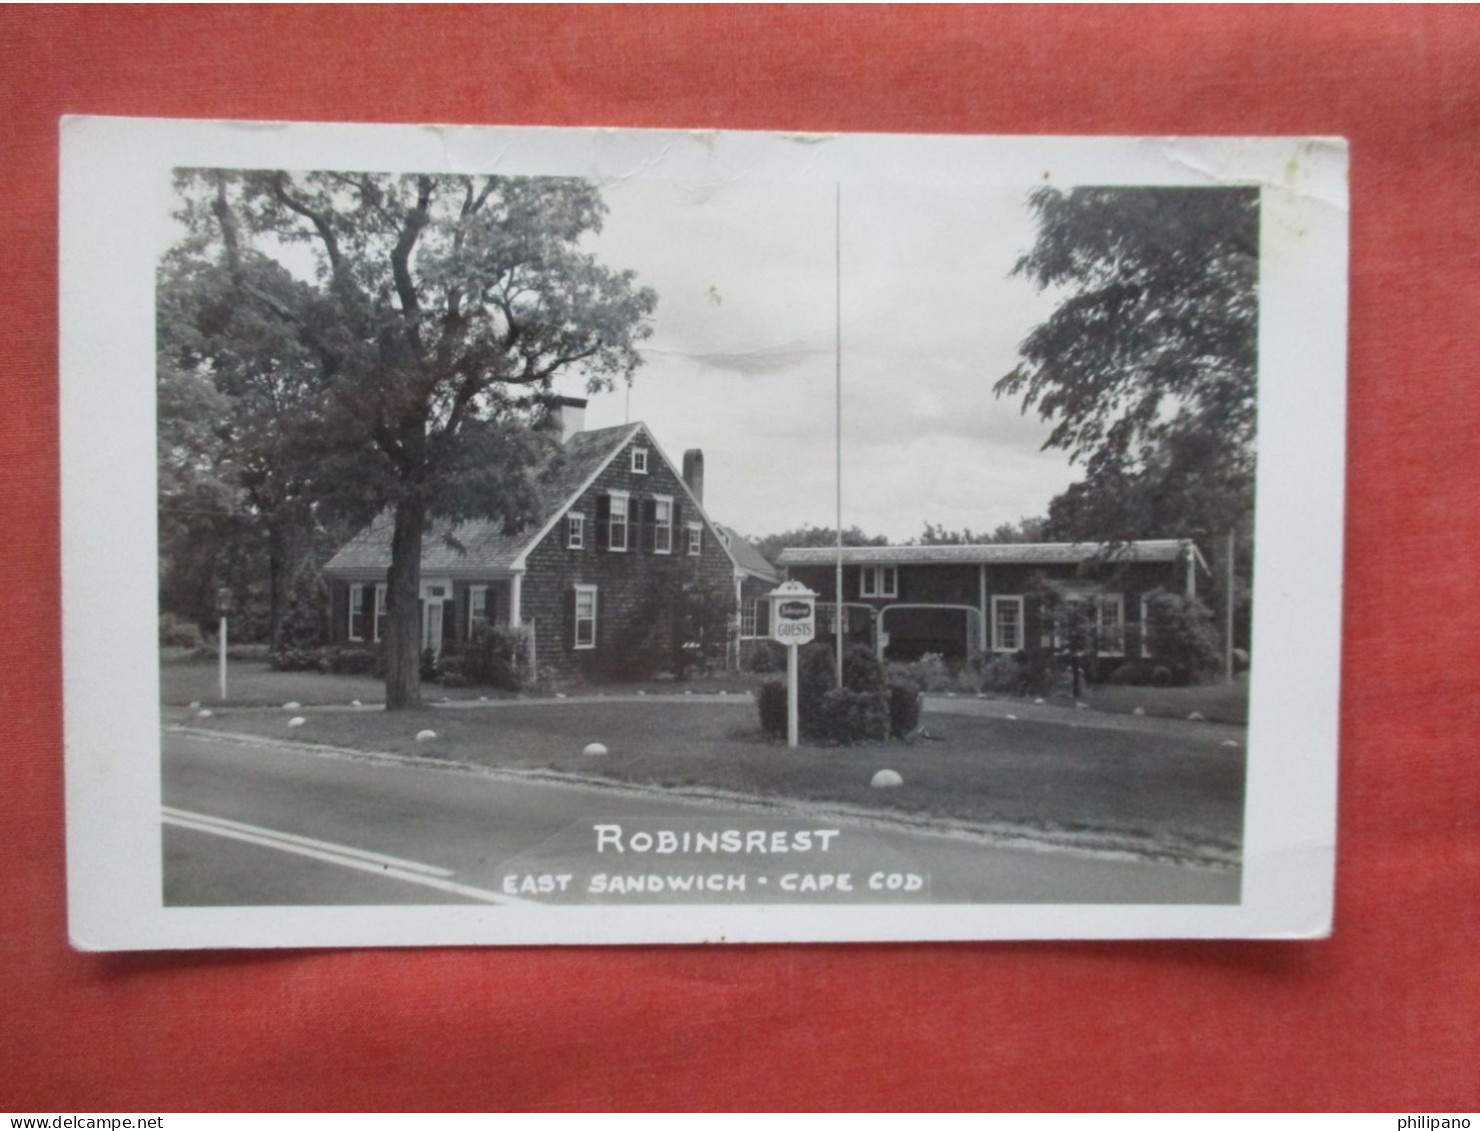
558,176,1080,543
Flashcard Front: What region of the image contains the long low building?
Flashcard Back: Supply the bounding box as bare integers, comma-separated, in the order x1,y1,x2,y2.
773,540,1208,662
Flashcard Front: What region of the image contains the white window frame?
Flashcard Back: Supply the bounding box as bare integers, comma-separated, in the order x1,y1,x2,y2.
608,490,629,552
374,584,386,643
566,512,585,550
468,585,488,636
991,595,1025,653
653,495,673,554
630,447,649,474
860,565,898,599
1097,593,1126,656
687,522,703,556
574,584,598,650
349,584,369,641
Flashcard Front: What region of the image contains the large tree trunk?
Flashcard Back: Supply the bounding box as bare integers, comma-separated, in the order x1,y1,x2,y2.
385,499,426,710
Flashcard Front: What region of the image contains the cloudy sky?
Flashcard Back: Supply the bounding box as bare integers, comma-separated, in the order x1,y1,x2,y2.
553,176,1079,544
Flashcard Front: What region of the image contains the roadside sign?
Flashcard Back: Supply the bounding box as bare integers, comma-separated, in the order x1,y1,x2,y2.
769,582,816,647
764,581,820,749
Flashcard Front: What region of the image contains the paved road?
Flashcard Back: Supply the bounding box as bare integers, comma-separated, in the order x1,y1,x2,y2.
163,729,1239,907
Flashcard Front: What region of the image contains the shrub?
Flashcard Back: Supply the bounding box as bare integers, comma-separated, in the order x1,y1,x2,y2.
814,688,889,745
974,649,1061,697
432,651,471,688
887,679,923,738
977,655,1024,694
744,639,787,674
276,585,326,652
1143,592,1222,684
269,647,319,673
896,652,953,692
159,612,204,650
755,642,894,745
758,680,788,738
1016,647,1060,696
462,623,532,692
267,644,378,675
1109,660,1156,686
321,646,378,676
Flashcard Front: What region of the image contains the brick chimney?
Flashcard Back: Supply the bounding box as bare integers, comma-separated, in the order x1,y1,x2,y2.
682,449,704,505
551,396,587,444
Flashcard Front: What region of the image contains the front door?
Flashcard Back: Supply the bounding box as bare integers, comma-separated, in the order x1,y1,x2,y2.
422,600,444,655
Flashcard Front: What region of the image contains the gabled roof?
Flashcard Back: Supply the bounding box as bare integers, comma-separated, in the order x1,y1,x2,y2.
324,423,643,578
776,540,1204,569
715,524,780,584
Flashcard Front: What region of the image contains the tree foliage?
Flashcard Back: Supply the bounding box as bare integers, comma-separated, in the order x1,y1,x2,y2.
163,170,656,706
749,525,888,566
997,186,1259,544
917,517,1048,545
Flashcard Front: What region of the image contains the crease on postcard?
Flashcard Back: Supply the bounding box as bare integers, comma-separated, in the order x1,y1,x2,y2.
1157,137,1349,212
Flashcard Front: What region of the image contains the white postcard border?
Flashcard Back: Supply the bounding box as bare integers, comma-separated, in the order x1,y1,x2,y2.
61,118,1346,948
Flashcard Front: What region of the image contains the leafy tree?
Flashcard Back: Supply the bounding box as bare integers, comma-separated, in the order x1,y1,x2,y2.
917,517,1047,545
749,524,888,566
997,186,1259,545
610,571,734,682
158,247,343,649
164,171,656,707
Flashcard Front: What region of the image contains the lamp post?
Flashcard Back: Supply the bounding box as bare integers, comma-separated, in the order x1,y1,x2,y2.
215,586,232,701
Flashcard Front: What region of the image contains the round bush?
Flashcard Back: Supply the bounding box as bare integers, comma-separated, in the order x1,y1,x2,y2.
757,680,788,738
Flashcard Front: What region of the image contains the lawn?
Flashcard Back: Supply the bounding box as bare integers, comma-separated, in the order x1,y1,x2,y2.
165,653,1249,727
160,656,763,707
174,696,1245,864
1078,676,1249,725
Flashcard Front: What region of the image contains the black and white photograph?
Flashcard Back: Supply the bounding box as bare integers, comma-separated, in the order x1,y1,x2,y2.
61,121,1347,947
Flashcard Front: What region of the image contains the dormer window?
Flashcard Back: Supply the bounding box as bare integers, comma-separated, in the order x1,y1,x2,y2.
631,447,649,474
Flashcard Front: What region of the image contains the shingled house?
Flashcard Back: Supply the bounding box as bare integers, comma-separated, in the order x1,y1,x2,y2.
323,399,763,681
775,540,1208,663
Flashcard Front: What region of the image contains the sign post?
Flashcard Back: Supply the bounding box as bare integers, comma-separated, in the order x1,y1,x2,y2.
766,580,818,748
215,587,233,702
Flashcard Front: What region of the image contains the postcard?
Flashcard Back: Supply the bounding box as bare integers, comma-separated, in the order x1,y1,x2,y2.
60,118,1347,947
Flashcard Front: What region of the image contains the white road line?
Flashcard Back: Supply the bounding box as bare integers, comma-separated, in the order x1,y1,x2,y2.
162,806,453,875
162,807,519,905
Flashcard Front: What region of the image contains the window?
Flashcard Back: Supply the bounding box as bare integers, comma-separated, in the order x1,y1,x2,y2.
566,512,584,550
1097,593,1125,656
349,584,369,641
574,585,597,649
991,595,1024,652
468,586,489,636
687,523,703,555
653,496,673,554
741,598,770,639
631,447,648,474
350,584,388,643
1140,594,1153,658
608,491,629,552
859,565,898,598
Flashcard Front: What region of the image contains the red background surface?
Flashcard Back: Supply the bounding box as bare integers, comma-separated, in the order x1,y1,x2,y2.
3,5,1477,1112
